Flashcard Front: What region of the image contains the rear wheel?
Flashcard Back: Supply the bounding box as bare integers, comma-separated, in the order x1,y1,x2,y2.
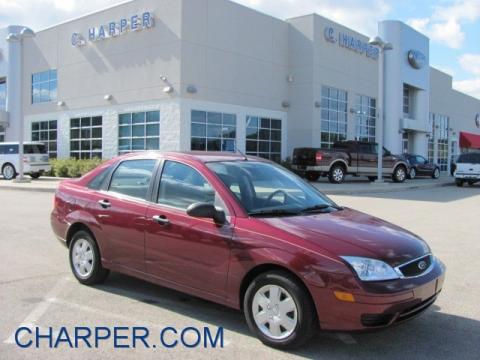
2,163,16,180
367,176,377,182
455,179,464,187
468,181,475,186
244,271,317,349
432,168,440,179
69,230,109,285
305,171,320,182
30,172,41,179
328,164,345,184
392,165,407,183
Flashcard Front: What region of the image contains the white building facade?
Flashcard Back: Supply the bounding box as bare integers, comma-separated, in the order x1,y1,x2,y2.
1,0,479,172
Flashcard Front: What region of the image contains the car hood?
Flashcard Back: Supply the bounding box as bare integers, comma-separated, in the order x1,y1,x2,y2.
258,208,430,267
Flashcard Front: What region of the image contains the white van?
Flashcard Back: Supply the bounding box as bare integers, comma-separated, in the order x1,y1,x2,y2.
0,142,51,180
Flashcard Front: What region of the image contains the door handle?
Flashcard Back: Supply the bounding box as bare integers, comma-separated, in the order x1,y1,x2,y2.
98,199,111,208
152,215,170,225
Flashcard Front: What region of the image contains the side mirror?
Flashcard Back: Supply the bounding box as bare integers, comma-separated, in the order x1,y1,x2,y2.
186,202,227,225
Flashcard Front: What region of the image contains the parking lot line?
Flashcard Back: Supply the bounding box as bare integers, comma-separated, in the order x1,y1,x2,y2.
4,277,70,344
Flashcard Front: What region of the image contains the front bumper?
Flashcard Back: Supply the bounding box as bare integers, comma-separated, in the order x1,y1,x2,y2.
310,257,446,331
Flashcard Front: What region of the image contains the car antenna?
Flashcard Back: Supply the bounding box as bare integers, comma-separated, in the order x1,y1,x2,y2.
236,149,248,161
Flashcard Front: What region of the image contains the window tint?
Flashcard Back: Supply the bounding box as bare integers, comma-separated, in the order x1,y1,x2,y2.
158,161,216,209
87,166,112,190
24,144,47,154
0,144,19,154
109,160,156,199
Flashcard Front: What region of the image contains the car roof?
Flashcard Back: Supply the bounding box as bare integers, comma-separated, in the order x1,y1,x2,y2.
116,151,269,164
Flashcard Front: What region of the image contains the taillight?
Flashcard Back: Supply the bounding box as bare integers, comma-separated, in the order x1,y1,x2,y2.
315,151,323,163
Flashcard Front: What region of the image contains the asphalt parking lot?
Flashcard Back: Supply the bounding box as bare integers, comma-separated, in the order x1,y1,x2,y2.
0,185,479,359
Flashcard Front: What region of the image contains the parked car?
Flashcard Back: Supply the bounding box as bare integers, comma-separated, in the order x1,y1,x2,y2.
51,151,445,349
291,141,410,183
454,152,480,187
403,154,440,179
0,142,51,180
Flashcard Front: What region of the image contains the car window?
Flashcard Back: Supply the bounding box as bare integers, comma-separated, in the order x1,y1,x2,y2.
87,165,112,190
108,159,156,200
0,145,19,154
157,161,219,209
24,144,47,154
416,156,425,164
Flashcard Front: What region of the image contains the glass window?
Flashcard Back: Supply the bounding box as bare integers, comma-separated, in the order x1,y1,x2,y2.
245,115,282,162
70,116,102,159
0,79,6,111
354,94,376,143
207,161,336,215
403,84,411,116
191,110,236,152
158,161,217,209
31,69,57,104
109,159,156,199
321,86,348,148
31,120,57,158
118,111,160,154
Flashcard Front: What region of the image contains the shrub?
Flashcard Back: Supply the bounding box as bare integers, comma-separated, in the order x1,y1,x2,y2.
49,158,103,178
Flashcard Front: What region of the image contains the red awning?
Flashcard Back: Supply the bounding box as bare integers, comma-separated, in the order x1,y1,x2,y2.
459,132,480,149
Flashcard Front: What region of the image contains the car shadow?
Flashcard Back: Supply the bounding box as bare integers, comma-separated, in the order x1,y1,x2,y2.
94,273,480,359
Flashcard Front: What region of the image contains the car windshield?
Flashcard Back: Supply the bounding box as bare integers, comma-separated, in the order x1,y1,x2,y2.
206,161,339,216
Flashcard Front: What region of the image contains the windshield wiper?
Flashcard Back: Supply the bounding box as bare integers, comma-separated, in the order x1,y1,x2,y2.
248,209,301,217
300,204,343,213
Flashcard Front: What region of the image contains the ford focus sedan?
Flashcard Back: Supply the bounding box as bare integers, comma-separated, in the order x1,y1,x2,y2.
51,151,445,349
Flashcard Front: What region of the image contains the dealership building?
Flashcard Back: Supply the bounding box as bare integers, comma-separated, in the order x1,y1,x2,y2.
1,0,479,172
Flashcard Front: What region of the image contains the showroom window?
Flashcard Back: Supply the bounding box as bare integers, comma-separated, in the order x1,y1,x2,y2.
32,69,57,104
191,110,236,151
428,113,434,162
245,116,282,162
428,113,450,171
0,78,6,110
70,116,102,159
354,95,376,143
118,111,160,154
31,120,57,158
320,86,347,148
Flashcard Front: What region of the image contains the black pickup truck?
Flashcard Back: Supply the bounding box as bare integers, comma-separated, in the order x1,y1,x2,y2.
291,141,410,183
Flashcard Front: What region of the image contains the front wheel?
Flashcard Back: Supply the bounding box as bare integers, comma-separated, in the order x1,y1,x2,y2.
2,163,17,180
69,230,109,285
244,271,317,349
392,165,407,183
409,168,416,179
432,168,440,179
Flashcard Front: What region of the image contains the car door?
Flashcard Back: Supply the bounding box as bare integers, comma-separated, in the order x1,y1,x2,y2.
416,155,432,175
87,158,158,273
144,160,233,298
358,143,377,173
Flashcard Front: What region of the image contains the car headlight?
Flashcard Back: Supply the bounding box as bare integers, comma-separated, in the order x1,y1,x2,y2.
341,256,399,281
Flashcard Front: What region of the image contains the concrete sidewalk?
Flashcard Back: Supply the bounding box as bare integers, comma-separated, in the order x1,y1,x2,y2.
0,174,453,195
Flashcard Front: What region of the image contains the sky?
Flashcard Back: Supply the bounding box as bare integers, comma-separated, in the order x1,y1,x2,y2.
0,0,479,99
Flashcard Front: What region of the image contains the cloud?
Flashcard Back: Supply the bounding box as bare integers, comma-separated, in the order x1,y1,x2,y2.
0,0,122,30
453,53,480,99
407,0,480,49
234,0,392,36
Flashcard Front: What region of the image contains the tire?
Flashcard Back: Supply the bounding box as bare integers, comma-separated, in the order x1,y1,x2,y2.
432,168,440,179
328,164,345,184
409,168,416,179
468,181,475,186
69,230,109,285
455,179,464,187
305,171,320,182
30,172,41,179
392,165,407,183
367,176,377,182
2,163,17,180
243,271,317,349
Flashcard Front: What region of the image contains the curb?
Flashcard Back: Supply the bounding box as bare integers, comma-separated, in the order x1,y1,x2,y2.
0,185,57,193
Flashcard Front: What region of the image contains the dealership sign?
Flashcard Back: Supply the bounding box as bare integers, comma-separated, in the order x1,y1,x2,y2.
71,11,155,47
324,26,379,60
407,49,426,69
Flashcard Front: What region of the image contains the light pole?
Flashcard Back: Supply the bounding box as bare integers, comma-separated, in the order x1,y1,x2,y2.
6,27,35,183
368,35,393,183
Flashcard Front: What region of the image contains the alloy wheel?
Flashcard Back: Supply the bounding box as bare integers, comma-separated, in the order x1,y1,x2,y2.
396,167,406,182
433,168,440,179
3,165,15,180
410,168,416,179
332,168,344,182
252,284,298,340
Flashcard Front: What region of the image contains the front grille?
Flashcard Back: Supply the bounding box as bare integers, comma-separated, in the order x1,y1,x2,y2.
395,293,438,323
397,255,432,277
361,313,395,327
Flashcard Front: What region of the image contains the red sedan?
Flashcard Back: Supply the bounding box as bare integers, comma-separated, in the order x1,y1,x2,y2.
51,151,445,349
